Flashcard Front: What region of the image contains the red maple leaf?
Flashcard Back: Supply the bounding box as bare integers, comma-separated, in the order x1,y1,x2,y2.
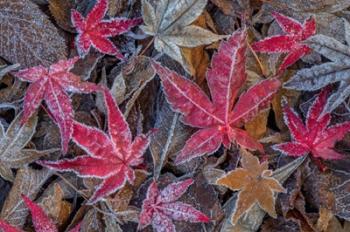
252,12,316,72
152,29,281,164
273,87,350,160
38,88,151,204
0,195,81,232
71,0,142,59
138,179,209,232
14,57,99,153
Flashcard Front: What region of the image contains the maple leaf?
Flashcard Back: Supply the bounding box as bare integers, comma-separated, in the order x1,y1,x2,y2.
273,88,350,160
0,195,81,232
284,19,350,114
216,150,285,225
141,0,226,72
71,0,142,59
252,12,316,72
38,88,151,204
14,57,100,153
0,112,57,182
152,29,281,164
138,178,209,232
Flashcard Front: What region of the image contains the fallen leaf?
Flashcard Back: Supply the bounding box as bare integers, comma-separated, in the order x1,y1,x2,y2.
138,178,210,232
49,0,75,32
141,0,226,72
153,30,281,164
39,89,151,204
0,0,67,68
217,150,285,224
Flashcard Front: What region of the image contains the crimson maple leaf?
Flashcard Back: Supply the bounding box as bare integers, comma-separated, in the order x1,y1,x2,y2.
0,195,81,232
152,29,281,164
71,0,142,59
138,179,209,232
14,57,99,153
252,12,316,72
273,88,350,160
38,88,151,204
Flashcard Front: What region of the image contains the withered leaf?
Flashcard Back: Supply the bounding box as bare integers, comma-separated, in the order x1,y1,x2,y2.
0,0,67,68
140,0,226,72
217,150,285,225
0,167,51,228
0,64,19,80
48,0,75,32
285,19,350,114
0,113,57,182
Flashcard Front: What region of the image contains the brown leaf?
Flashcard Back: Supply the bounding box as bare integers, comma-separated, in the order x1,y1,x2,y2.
0,0,67,68
49,0,75,32
0,167,51,228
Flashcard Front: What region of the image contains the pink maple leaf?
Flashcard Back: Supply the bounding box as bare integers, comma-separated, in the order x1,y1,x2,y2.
152,29,281,164
38,88,151,204
71,0,142,59
0,195,81,232
273,87,350,160
14,57,99,153
252,12,316,72
139,179,209,232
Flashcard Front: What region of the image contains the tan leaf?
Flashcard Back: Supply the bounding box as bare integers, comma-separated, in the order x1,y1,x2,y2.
140,0,226,72
0,167,51,228
244,111,269,139
49,0,75,32
0,0,67,68
217,150,285,225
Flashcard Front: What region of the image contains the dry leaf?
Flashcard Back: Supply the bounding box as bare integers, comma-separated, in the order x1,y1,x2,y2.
49,0,75,32
0,0,67,68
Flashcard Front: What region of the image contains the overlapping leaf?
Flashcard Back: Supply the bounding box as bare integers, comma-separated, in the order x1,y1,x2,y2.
138,179,209,232
252,12,316,72
39,89,151,204
273,88,350,160
217,150,285,225
141,0,226,72
0,113,57,182
153,30,281,164
284,19,350,113
14,57,99,153
0,195,81,232
72,0,142,58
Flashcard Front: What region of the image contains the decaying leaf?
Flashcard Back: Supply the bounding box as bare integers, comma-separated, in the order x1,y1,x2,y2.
284,19,350,114
273,88,350,160
0,0,67,68
49,0,75,32
138,178,209,232
0,64,19,81
217,150,285,224
153,29,281,164
0,167,51,228
39,89,151,204
0,113,57,182
140,0,226,72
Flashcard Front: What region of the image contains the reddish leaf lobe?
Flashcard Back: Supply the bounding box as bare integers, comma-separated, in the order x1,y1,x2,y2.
153,29,281,164
14,57,99,153
0,195,81,232
39,89,151,204
139,179,209,232
252,12,316,72
71,0,142,58
273,88,350,160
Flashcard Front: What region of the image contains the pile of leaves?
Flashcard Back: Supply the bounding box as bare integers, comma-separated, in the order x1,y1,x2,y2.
0,0,350,231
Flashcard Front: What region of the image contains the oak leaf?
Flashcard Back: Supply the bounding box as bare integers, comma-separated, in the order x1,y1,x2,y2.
141,0,226,72
216,150,285,225
0,0,67,68
39,89,151,204
152,30,281,164
138,179,209,232
72,0,142,58
0,195,81,232
252,12,316,72
0,112,57,182
284,19,350,114
273,88,350,160
14,57,99,153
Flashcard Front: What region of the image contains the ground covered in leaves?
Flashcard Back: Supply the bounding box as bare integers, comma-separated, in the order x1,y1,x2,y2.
1,0,350,231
